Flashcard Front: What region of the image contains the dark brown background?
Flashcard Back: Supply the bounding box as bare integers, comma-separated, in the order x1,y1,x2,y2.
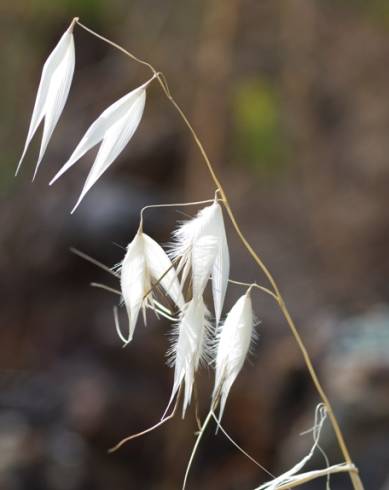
1,1,389,489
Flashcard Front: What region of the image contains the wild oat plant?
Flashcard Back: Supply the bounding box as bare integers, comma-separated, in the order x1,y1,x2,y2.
16,18,365,490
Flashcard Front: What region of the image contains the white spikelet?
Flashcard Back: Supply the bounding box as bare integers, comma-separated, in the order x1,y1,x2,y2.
120,228,184,343
212,290,255,422
211,204,230,324
16,19,76,179
49,76,153,213
167,298,212,417
170,201,229,323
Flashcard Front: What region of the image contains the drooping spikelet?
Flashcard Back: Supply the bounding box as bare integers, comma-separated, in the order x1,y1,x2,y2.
50,77,154,213
212,290,255,422
167,297,212,417
16,19,76,179
258,405,329,490
120,228,184,343
170,201,229,324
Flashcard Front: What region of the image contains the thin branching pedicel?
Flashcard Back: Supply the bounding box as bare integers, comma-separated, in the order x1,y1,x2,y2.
16,17,365,490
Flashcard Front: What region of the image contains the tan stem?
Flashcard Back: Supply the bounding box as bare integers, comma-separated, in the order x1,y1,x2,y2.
167,95,363,490
75,19,364,490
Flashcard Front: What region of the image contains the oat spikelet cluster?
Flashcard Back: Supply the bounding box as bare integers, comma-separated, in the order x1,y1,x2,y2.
15,19,360,490
16,19,260,420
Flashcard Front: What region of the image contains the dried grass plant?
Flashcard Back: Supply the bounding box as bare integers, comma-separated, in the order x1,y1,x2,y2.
16,17,364,490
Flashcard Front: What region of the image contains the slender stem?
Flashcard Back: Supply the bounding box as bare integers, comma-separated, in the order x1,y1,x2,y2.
228,279,278,301
76,20,157,74
162,80,364,490
182,408,214,490
75,20,363,490
90,282,121,295
211,411,275,479
108,387,181,453
156,65,364,490
193,384,202,431
70,247,119,277
113,305,130,345
276,299,362,489
139,198,217,227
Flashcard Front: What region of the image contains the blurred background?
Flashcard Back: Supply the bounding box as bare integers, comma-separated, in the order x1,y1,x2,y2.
1,0,389,488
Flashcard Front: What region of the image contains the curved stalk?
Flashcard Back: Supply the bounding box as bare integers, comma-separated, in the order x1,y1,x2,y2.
165,83,364,490
75,19,364,490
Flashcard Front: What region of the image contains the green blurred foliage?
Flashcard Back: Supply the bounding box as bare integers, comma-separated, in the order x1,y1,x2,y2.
29,0,104,21
232,79,287,176
362,0,389,25
329,0,389,27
